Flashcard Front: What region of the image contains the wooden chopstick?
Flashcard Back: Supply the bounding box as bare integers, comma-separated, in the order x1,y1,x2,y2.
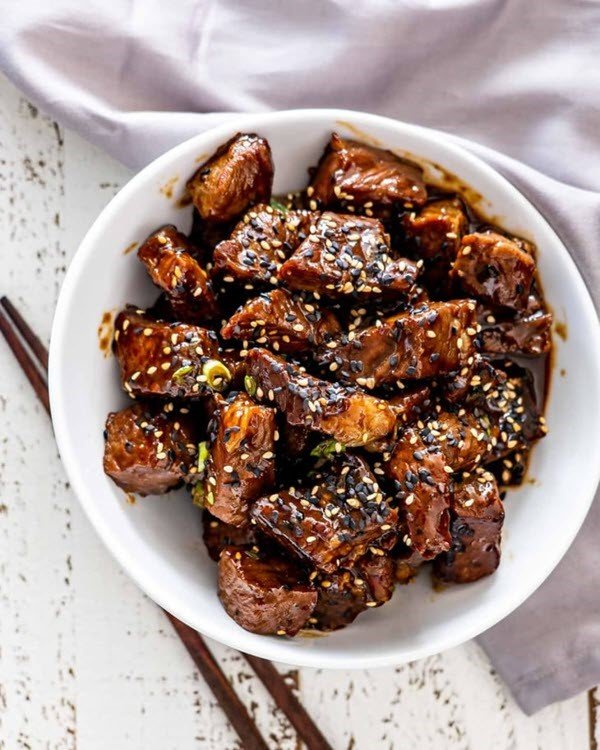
0,297,333,750
0,296,49,371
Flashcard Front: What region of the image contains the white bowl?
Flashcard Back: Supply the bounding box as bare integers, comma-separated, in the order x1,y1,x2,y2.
49,109,600,669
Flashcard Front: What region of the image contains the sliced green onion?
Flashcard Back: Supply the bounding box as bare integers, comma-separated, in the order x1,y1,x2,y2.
270,198,289,214
310,439,346,459
244,374,257,397
172,364,193,382
197,441,209,473
202,359,232,392
192,482,214,508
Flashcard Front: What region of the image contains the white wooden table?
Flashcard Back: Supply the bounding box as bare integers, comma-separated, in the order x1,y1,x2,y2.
0,73,597,750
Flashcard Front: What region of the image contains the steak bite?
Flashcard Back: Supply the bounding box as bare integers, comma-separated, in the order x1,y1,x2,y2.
113,308,223,399
278,212,419,299
245,348,396,447
311,551,395,631
187,133,274,224
138,225,219,323
478,311,552,356
433,476,504,583
103,401,197,495
317,300,477,388
251,455,398,573
218,547,317,636
389,385,432,426
202,511,258,562
309,133,427,211
452,232,536,310
199,393,276,526
212,204,309,290
404,198,468,262
221,288,341,355
385,432,451,560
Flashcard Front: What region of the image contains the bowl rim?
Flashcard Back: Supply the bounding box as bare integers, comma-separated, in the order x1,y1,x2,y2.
49,108,600,668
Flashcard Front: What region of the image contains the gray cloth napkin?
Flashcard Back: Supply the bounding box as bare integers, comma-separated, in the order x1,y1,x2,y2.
2,0,599,714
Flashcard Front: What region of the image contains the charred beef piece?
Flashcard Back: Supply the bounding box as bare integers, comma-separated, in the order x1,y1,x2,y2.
251,455,398,573
202,511,258,562
245,348,396,447
278,212,418,299
212,204,310,290
113,308,222,399
218,546,317,635
221,288,341,354
103,401,197,495
317,300,477,388
199,393,276,526
478,311,552,356
433,476,504,583
404,198,468,262
187,133,273,224
393,546,426,585
138,225,219,323
385,432,451,560
311,550,395,630
309,133,427,212
452,232,535,310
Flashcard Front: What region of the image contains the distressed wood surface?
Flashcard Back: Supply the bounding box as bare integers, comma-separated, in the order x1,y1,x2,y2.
0,73,594,749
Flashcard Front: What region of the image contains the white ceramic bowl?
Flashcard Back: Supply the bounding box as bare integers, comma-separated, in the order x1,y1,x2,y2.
49,110,600,668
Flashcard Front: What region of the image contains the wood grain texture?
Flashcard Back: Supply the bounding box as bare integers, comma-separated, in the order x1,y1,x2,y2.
0,72,595,749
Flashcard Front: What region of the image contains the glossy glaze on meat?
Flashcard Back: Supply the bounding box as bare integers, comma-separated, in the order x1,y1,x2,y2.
212,204,309,289
433,476,504,583
198,392,276,526
221,288,341,354
310,133,427,211
251,455,397,572
279,211,419,300
187,133,273,223
104,130,552,637
103,401,197,495
317,300,477,388
218,546,317,635
138,225,219,323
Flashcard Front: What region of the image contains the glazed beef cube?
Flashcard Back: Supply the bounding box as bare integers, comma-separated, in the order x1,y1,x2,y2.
394,409,492,476
311,551,395,631
442,355,505,404
187,133,273,224
389,385,432,426
452,232,535,309
434,476,504,583
251,456,398,573
218,547,317,635
113,308,222,399
103,402,197,495
221,288,341,354
213,204,309,290
479,312,552,356
202,511,258,562
404,198,467,262
279,212,418,299
138,225,219,323
386,433,451,559
317,300,477,388
245,348,395,447
309,133,427,211
200,393,276,526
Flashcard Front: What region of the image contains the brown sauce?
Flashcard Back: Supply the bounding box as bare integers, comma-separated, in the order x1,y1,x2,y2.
160,175,179,200
97,310,115,357
122,241,138,255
